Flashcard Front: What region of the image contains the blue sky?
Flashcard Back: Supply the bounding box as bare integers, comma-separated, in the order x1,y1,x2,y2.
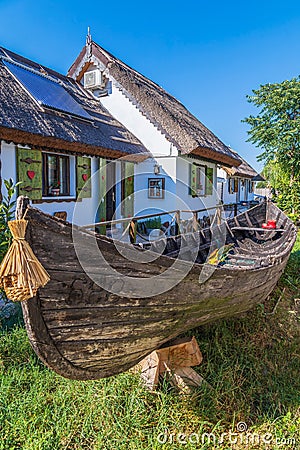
1,0,300,171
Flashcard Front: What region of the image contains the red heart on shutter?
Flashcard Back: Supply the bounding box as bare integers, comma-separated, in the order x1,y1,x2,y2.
102,175,105,181
128,177,132,182
82,174,88,182
27,170,35,180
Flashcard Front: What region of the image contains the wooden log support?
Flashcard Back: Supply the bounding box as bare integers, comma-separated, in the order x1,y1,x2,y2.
133,336,203,392
166,367,205,394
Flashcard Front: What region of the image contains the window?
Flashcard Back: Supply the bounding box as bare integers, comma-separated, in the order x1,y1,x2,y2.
42,153,70,196
228,177,239,194
190,164,214,197
148,178,165,199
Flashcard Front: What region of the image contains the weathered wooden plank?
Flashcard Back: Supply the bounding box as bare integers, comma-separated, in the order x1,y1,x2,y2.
57,335,166,363
42,306,183,328
37,262,285,319
232,227,286,232
48,318,180,343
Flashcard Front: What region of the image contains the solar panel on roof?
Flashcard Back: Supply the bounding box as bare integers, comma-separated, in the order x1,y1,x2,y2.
3,59,91,120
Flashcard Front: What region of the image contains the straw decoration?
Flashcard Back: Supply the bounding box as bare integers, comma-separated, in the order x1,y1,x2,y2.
0,219,50,302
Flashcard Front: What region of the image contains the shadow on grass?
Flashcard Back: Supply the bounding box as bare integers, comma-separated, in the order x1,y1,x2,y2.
186,235,300,430
189,297,299,427
0,298,24,331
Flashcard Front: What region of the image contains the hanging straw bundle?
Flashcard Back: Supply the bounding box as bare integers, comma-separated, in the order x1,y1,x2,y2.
0,219,50,302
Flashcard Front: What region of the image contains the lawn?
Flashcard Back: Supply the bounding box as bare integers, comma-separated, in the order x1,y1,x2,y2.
0,235,299,449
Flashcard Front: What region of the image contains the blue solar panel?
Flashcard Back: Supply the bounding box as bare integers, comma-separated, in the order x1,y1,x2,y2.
3,59,91,120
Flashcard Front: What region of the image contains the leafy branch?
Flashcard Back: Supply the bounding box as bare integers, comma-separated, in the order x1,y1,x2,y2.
0,179,22,261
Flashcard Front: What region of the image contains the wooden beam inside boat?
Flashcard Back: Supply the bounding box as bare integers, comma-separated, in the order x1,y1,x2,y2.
80,202,242,231
232,227,287,232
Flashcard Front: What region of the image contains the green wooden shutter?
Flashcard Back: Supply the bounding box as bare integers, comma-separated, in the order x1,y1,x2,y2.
97,158,107,234
76,156,91,198
189,163,197,197
17,148,42,200
123,162,134,218
205,167,214,196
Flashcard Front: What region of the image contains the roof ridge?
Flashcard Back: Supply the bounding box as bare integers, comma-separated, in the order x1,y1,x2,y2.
92,41,167,91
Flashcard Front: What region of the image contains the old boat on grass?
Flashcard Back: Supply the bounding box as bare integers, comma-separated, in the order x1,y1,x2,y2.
19,200,296,380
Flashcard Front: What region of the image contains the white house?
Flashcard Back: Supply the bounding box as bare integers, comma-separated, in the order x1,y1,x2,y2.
1,39,243,236
68,36,242,227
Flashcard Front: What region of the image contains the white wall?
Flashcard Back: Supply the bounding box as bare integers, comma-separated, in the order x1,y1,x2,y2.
177,157,218,220
0,142,100,226
134,156,220,222
254,187,270,198
134,157,177,223
1,142,17,186
100,84,178,157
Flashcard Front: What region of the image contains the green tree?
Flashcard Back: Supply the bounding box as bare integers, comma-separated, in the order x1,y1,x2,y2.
243,77,300,220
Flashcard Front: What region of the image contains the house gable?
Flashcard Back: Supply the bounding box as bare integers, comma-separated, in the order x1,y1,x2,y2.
68,41,242,168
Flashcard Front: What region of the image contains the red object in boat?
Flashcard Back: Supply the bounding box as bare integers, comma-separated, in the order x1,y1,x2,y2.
267,220,276,228
262,220,276,229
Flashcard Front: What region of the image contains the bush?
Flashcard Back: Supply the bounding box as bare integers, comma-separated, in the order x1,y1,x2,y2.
0,179,23,329
0,179,21,260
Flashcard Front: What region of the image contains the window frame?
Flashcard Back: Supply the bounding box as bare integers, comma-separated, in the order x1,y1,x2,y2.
148,177,165,199
42,152,71,197
190,163,213,197
228,177,239,194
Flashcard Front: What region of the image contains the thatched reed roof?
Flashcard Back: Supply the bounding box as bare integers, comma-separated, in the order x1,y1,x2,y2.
68,41,242,168
0,47,149,161
223,152,259,178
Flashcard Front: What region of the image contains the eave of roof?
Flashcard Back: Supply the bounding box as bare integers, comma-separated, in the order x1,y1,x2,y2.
223,157,258,179
252,173,265,182
0,127,148,162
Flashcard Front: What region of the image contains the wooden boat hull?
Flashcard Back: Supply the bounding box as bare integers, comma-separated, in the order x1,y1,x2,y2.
21,202,297,380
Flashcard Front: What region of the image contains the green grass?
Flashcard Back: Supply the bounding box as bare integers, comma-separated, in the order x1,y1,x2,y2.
0,235,299,449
